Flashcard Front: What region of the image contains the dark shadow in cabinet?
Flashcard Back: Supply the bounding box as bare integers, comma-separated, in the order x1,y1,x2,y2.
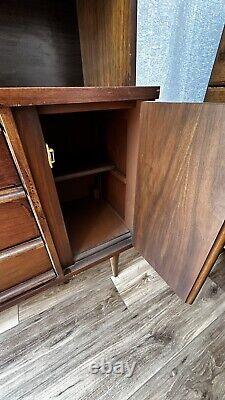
0,0,83,87
39,110,130,263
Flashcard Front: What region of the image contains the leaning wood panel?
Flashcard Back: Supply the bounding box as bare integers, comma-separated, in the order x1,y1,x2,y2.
134,102,225,301
204,27,225,101
209,27,225,86
0,238,54,292
0,187,39,251
13,107,74,268
76,0,137,86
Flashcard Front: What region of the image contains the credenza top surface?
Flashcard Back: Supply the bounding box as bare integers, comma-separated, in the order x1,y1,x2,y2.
0,86,160,107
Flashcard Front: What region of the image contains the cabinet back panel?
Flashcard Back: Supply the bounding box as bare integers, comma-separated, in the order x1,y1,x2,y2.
0,0,83,87
40,112,108,177
56,176,96,203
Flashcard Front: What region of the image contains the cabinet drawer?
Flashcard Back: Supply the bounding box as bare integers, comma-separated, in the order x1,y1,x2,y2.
0,187,39,251
0,130,20,189
0,238,54,291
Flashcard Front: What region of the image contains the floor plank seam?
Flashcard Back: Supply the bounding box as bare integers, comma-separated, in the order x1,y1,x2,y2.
110,276,131,312
126,299,225,400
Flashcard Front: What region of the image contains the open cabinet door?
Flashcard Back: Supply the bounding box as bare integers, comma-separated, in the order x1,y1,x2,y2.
133,102,225,303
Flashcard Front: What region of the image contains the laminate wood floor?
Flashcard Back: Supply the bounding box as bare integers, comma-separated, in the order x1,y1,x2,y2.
1,249,225,399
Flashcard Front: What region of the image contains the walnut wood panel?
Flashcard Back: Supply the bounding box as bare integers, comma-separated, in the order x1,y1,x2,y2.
0,0,83,87
0,86,160,106
76,0,137,86
0,187,39,250
0,107,61,274
13,107,73,268
0,238,54,292
134,102,225,301
205,87,225,103
209,27,225,86
0,125,20,189
102,173,126,219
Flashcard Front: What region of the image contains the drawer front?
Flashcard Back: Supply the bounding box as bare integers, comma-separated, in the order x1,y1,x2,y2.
0,130,20,189
0,188,39,251
0,238,54,291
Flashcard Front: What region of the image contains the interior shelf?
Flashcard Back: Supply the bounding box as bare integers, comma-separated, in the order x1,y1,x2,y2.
63,198,129,259
55,163,115,182
40,108,130,266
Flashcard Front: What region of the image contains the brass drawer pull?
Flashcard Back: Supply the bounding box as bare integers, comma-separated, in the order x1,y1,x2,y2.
46,143,55,168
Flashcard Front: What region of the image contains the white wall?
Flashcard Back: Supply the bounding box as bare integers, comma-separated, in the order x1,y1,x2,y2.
136,0,225,101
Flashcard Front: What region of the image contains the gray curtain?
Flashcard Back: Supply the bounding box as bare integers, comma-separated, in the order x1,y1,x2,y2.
136,0,225,101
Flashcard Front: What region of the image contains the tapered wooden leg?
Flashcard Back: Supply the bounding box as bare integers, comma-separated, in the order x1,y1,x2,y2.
110,254,119,277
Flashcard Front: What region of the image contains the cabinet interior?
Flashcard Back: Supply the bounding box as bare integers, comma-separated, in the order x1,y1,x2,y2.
39,109,133,262
0,0,83,87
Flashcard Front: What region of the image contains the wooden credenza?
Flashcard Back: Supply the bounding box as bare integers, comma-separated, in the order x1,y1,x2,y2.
0,86,225,309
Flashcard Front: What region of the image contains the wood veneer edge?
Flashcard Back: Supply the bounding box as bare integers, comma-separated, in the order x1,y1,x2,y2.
186,222,225,304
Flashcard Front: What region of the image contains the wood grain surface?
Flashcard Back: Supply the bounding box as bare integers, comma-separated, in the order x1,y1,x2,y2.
209,27,225,86
0,86,159,106
77,0,137,86
13,107,73,269
0,238,52,292
0,187,39,251
63,199,129,257
1,249,225,399
0,271,57,311
0,128,20,189
205,86,225,102
205,27,225,102
134,102,225,301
